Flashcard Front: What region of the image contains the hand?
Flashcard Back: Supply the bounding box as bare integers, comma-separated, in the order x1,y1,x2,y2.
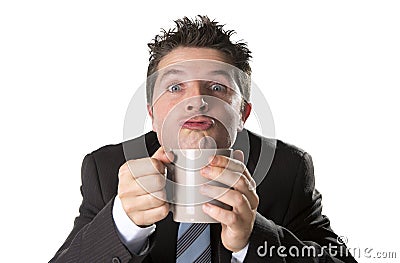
200,150,258,252
117,147,173,227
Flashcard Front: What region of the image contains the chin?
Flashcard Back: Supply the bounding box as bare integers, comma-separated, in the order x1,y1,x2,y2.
178,129,231,149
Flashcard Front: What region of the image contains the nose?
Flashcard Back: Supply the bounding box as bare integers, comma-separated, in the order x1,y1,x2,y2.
184,82,209,112
185,97,208,112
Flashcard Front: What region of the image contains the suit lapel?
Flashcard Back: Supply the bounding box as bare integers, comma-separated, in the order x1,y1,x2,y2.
211,223,233,262
150,212,179,262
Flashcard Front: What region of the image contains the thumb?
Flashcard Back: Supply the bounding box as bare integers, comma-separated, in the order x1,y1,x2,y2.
152,146,174,164
232,149,244,163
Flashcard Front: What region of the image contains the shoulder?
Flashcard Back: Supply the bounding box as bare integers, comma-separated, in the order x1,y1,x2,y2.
88,132,157,163
91,142,123,157
246,129,308,164
241,129,312,193
81,132,157,201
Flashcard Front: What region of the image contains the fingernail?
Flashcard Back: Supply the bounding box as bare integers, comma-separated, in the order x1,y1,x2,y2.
166,151,175,162
202,166,211,175
203,203,210,212
200,185,208,194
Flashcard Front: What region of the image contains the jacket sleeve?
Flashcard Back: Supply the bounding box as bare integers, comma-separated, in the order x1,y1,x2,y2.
49,153,155,263
243,152,358,263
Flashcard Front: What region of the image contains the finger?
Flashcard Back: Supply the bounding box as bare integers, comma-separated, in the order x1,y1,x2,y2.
208,153,256,190
201,166,258,209
118,163,135,185
201,165,241,188
200,184,252,214
233,150,244,163
209,154,244,172
130,203,170,226
152,146,174,164
135,173,166,194
123,147,173,179
126,158,165,178
118,173,166,196
234,150,257,191
121,190,167,212
202,202,241,227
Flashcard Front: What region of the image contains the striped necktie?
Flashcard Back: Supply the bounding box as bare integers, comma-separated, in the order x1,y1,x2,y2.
176,223,211,263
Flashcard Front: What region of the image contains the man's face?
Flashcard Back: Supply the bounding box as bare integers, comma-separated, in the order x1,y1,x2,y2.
148,47,251,149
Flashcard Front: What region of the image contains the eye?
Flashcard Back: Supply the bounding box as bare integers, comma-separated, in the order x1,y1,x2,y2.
167,83,182,93
210,83,227,92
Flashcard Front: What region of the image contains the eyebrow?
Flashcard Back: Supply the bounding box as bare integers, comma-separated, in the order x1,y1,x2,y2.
208,69,232,80
159,68,187,83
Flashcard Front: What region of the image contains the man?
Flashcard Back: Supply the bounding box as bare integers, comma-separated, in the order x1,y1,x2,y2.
50,16,357,262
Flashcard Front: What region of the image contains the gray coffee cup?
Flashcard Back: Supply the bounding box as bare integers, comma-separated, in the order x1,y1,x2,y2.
168,148,233,223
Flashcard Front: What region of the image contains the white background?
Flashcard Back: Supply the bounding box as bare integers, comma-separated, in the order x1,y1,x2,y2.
1,1,399,262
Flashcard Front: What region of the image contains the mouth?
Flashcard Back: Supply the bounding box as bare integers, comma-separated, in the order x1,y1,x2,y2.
180,116,215,131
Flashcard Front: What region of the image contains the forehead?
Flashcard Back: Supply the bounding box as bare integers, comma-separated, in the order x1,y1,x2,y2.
157,47,232,69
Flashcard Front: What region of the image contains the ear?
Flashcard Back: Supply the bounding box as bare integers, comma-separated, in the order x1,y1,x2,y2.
147,104,153,118
238,102,252,131
147,104,156,132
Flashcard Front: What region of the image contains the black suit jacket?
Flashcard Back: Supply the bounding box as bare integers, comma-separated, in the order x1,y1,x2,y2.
50,129,357,262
